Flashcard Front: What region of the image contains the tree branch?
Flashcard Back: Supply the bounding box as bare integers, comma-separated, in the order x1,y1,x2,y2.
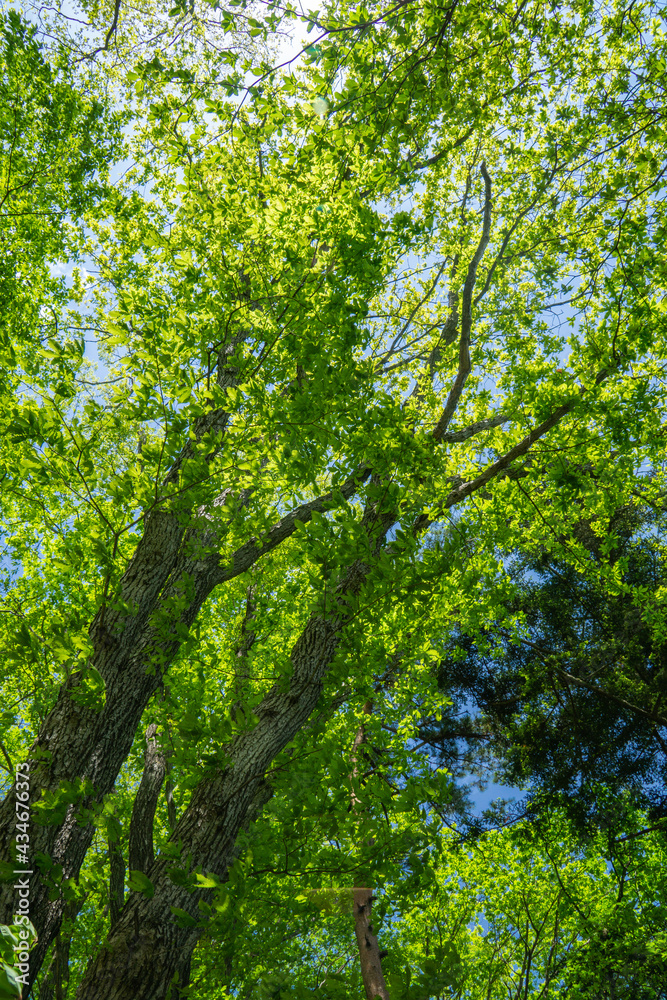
76,0,123,62
433,162,493,442
215,465,372,585
128,724,166,874
439,412,511,443
443,401,574,510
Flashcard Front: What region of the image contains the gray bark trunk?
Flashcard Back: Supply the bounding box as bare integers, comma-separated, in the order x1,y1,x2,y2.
128,725,166,874
74,508,396,999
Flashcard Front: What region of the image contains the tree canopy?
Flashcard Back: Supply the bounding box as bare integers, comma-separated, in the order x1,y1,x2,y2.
0,0,666,997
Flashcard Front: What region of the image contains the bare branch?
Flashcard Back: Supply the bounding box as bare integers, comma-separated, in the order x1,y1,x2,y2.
76,0,122,62
216,465,372,584
389,259,448,369
613,820,667,844
473,163,560,309
443,400,573,509
433,162,493,442
439,412,511,443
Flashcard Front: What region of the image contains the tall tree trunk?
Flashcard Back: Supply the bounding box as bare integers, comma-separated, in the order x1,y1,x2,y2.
0,466,368,951
74,504,396,999
0,349,241,980
353,888,390,1000
350,702,391,1000
0,420,368,990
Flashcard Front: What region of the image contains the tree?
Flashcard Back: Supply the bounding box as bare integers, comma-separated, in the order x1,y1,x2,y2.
0,0,666,996
428,503,667,836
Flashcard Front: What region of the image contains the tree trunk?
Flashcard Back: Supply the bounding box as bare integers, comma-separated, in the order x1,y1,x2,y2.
74,504,396,999
353,888,390,1000
128,725,166,875
0,429,369,989
0,383,235,985
69,391,574,998
350,702,391,1000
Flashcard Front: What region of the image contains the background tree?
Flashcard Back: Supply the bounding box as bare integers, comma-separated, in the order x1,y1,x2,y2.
427,503,667,832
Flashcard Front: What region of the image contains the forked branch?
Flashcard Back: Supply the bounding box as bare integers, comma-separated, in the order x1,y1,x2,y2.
433,162,493,442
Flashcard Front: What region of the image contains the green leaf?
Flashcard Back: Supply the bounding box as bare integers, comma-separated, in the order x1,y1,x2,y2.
0,963,22,999
127,871,154,899
169,907,197,929
0,928,17,965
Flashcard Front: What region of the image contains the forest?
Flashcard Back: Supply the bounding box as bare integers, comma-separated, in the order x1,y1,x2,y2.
0,0,666,996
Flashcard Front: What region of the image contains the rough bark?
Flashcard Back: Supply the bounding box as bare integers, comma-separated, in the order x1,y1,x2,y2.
350,702,391,1000
0,381,368,989
353,888,391,1000
128,725,166,875
76,770,278,999
74,504,395,1000
165,773,177,832
109,838,125,931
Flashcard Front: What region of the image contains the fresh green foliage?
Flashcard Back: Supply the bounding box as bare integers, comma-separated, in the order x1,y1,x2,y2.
0,0,666,997
0,921,36,999
184,808,667,999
